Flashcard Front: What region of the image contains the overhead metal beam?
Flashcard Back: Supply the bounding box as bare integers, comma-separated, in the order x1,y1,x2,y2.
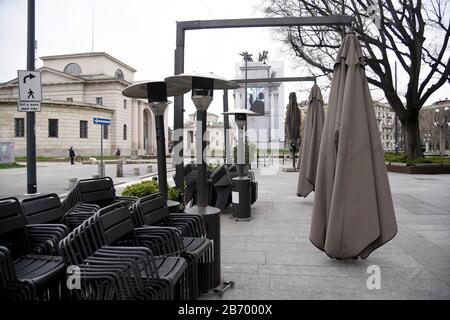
177,15,354,33
232,76,316,84
173,15,354,190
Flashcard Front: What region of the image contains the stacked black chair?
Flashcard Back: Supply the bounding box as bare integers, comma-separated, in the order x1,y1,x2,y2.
21,193,71,254
59,202,189,300
62,177,137,229
0,197,66,299
210,164,233,210
21,192,95,233
0,246,35,299
132,193,214,296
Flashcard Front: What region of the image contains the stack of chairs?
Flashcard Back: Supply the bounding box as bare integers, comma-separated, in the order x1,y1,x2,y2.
62,177,138,230
132,193,214,297
59,202,190,300
0,197,66,300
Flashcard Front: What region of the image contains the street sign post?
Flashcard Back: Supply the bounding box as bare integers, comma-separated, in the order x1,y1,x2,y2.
93,117,111,177
17,70,42,112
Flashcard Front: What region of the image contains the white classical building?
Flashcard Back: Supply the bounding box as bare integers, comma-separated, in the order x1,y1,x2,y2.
233,59,285,149
183,112,227,159
0,52,167,157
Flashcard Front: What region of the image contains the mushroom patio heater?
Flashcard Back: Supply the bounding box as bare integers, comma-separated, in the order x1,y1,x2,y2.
165,72,239,288
223,108,256,220
122,80,190,203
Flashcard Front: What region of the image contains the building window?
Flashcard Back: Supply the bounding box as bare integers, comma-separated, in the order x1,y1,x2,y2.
124,99,127,109
14,118,25,137
103,125,109,139
48,119,58,138
96,97,103,105
216,140,219,147
123,124,127,140
66,97,73,102
80,120,88,138
115,69,124,80
64,63,82,75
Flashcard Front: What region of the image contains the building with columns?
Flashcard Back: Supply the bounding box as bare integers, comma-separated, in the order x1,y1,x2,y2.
233,60,284,149
0,52,167,157
183,112,227,159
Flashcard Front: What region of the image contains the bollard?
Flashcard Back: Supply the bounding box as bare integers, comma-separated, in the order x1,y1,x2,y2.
133,167,140,176
68,177,78,190
116,162,123,177
146,165,153,174
98,163,105,177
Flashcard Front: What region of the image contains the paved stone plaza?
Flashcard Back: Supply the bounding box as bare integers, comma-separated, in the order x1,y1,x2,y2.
1,163,449,299
203,169,450,300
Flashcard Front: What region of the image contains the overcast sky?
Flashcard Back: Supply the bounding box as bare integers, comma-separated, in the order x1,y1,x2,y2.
1,0,448,127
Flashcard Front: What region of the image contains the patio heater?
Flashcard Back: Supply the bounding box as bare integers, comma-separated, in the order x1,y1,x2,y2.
165,72,239,288
223,109,256,220
122,80,190,203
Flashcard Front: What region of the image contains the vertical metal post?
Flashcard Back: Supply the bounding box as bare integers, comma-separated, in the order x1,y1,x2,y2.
394,61,399,153
101,124,104,170
26,0,37,194
237,127,245,177
341,0,346,37
223,90,229,164
155,114,168,199
174,24,185,190
197,110,208,207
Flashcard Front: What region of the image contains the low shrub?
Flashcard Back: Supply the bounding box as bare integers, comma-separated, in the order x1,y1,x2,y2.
122,180,182,201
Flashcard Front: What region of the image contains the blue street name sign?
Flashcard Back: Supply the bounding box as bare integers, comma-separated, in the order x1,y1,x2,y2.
93,117,111,125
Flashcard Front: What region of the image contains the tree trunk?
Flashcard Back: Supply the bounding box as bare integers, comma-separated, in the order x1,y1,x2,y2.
402,112,423,160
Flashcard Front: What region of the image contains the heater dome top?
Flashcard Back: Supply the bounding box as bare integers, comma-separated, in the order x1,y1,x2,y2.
165,72,240,90
122,80,191,99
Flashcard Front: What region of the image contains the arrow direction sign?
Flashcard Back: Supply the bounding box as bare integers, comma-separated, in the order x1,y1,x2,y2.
23,73,36,83
17,70,42,112
18,70,42,101
93,117,111,125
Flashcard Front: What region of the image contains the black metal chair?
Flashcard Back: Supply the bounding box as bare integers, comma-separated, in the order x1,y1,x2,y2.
210,164,233,210
0,246,35,299
59,202,190,300
62,177,137,213
132,193,214,296
0,197,66,299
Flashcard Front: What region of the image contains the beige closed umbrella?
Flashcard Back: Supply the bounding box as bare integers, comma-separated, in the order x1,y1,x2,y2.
297,84,324,197
285,92,302,168
310,33,397,259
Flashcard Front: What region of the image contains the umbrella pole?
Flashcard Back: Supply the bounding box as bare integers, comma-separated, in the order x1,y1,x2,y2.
292,149,295,169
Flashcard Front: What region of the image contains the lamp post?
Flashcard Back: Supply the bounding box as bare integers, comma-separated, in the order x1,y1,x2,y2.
122,80,190,201
165,72,239,288
434,107,450,157
423,133,431,152
223,108,256,220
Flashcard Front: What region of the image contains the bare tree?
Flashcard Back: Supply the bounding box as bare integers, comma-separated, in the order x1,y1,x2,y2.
264,0,450,160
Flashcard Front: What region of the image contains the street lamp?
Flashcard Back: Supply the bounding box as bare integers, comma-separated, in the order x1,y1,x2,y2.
434,107,450,157
122,80,190,202
223,108,256,221
165,72,239,288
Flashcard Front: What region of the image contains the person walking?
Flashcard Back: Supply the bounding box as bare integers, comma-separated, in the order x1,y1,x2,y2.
115,147,121,157
69,146,75,165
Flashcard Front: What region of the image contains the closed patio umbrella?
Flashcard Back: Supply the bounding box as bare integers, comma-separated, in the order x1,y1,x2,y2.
297,84,324,197
285,92,302,168
310,33,397,259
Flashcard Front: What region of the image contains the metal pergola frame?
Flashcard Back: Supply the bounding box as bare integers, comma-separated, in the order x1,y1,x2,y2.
173,15,354,189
